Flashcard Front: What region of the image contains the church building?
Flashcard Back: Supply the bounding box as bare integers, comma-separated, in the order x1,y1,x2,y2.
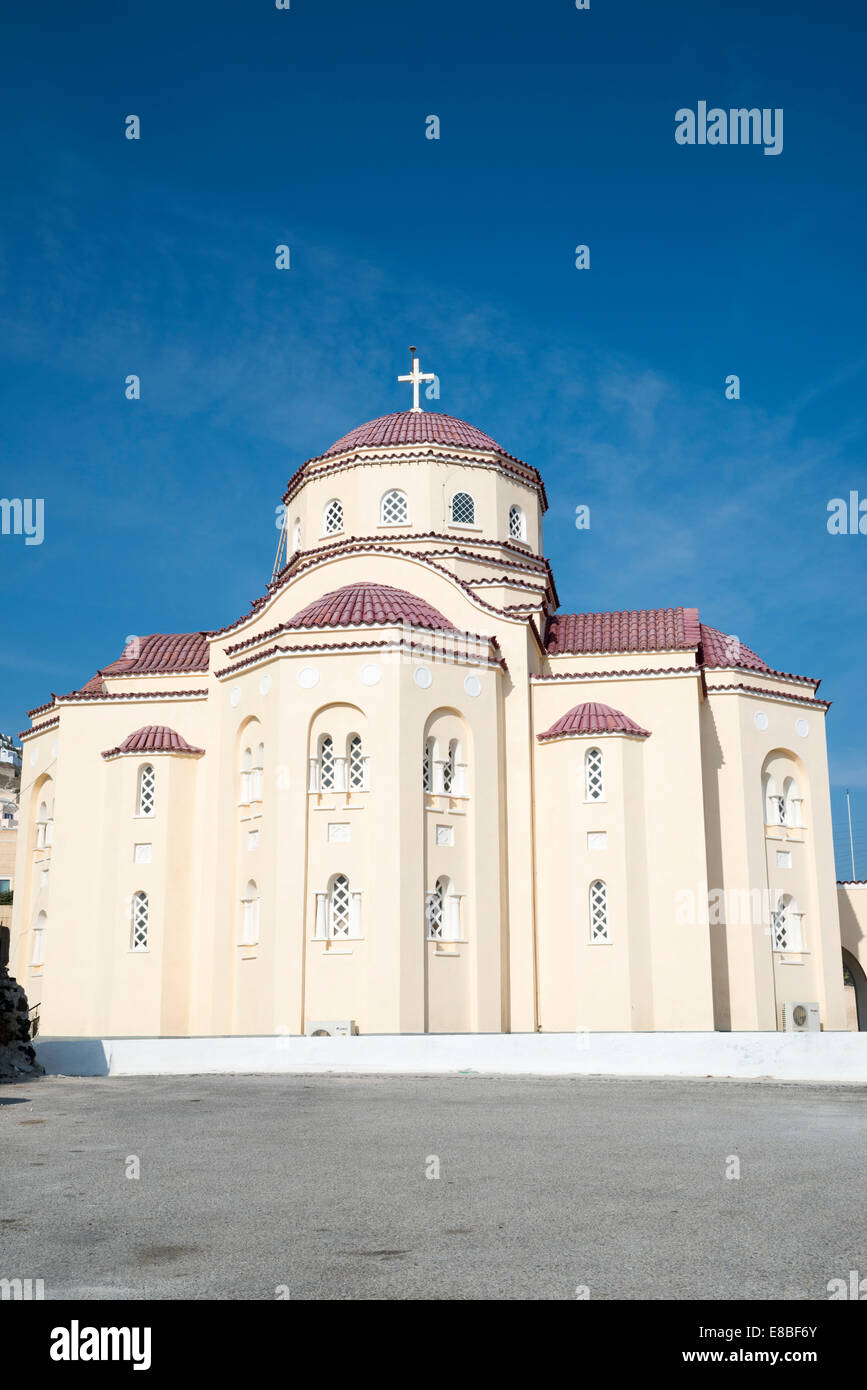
11,355,865,1037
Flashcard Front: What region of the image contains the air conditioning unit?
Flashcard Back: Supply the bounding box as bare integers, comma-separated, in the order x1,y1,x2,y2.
305,1019,357,1037
781,1001,821,1032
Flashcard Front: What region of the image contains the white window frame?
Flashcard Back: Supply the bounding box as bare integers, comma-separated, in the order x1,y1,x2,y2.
508,503,526,541
137,763,156,819
589,879,609,943
131,891,149,952
380,489,409,526
584,747,605,803
240,880,260,946
314,875,361,940
425,876,463,942
31,911,46,965
322,498,344,536
449,491,476,527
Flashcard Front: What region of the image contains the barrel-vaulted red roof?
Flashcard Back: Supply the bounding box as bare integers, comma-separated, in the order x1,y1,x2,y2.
99,632,209,677
286,582,455,632
538,701,651,742
545,607,701,655
323,411,502,457
101,726,204,759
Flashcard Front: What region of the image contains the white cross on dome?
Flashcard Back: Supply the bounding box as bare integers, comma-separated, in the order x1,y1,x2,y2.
398,346,436,412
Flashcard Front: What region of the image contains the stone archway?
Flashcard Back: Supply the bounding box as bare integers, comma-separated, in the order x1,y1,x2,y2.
842,949,867,1031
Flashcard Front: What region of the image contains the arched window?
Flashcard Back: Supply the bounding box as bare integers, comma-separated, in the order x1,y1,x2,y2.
319,735,335,791
131,892,149,951
764,774,784,826
380,489,409,525
328,874,351,938
423,738,435,793
425,876,461,941
240,746,253,803
771,893,804,952
36,799,51,849
241,880,260,946
137,764,156,818
31,910,46,965
450,492,475,526
508,504,526,540
584,747,604,802
348,734,366,790
291,518,302,553
442,742,456,794
252,743,264,801
783,777,803,828
323,499,344,535
589,880,609,943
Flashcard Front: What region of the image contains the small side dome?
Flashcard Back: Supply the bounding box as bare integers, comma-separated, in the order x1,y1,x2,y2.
286,582,456,632
537,701,650,742
101,726,205,759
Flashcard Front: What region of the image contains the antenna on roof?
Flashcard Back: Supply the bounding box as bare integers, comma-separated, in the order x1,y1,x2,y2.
270,505,289,586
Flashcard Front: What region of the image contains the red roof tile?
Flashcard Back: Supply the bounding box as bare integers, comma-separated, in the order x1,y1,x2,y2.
286,582,456,632
538,701,651,741
545,607,700,655
100,632,209,677
698,623,769,672
101,726,204,759
323,412,502,457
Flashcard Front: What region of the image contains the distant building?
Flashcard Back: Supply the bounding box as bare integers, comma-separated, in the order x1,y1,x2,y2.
0,734,21,796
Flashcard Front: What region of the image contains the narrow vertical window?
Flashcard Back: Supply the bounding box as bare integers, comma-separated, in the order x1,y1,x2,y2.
252,743,264,801
323,499,344,535
328,874,351,938
291,518,302,553
241,880,260,945
508,504,526,540
319,735,335,791
240,747,252,803
426,879,445,939
31,910,46,965
36,800,48,849
584,747,604,802
423,738,434,793
131,892,149,951
348,735,365,790
589,880,609,943
137,764,156,817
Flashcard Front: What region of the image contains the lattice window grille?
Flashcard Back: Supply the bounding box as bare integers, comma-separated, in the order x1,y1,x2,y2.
329,875,351,938
585,748,604,801
771,903,789,950
319,737,335,790
442,746,455,794
509,504,524,539
323,499,344,534
451,492,475,525
349,736,365,789
381,490,408,525
132,892,149,951
426,883,445,940
590,880,609,942
422,742,432,793
138,765,156,817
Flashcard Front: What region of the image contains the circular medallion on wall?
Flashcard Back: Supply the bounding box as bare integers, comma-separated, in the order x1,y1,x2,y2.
297,666,319,689
464,674,482,698
754,711,769,731
796,717,810,738
413,666,433,689
229,686,241,708
259,674,271,696
360,663,382,686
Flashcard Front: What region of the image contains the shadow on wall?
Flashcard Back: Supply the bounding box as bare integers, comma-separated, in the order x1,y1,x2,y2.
34,1039,110,1076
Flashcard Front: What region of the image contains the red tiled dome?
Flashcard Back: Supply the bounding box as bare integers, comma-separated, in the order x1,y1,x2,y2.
324,412,502,456
101,726,204,759
287,582,455,632
538,701,650,742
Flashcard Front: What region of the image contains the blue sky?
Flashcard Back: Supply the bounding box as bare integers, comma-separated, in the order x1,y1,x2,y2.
1,0,866,873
